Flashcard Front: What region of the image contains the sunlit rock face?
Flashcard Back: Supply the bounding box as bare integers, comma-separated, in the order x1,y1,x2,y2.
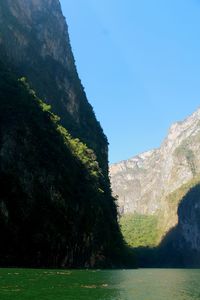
0,0,108,174
110,108,200,238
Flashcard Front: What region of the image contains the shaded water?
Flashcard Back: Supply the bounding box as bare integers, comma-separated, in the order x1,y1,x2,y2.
0,268,200,299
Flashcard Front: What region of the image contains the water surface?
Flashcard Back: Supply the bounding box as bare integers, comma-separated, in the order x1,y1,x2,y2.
0,268,200,299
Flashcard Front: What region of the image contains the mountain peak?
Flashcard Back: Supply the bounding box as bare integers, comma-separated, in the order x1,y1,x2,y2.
165,107,200,148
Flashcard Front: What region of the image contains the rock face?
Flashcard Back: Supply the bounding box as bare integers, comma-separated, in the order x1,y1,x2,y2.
178,187,200,251
0,65,126,268
110,108,200,244
138,184,200,267
0,0,108,174
0,0,130,268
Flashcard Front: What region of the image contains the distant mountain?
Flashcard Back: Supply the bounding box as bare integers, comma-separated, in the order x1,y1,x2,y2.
0,0,131,268
110,108,200,266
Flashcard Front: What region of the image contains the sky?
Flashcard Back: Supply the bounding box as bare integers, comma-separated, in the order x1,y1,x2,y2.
60,0,200,164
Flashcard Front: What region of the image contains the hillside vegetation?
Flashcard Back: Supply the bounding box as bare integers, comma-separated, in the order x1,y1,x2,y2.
0,64,131,268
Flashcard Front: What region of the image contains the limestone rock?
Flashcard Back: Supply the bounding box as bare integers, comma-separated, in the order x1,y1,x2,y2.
110,108,200,239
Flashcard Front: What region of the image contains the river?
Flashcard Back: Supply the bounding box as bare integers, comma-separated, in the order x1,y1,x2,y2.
0,268,200,299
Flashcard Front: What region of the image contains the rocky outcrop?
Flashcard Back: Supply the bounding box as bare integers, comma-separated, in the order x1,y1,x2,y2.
0,0,108,174
110,108,200,244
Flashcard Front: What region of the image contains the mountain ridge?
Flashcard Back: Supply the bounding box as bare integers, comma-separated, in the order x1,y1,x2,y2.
110,106,200,255
111,106,200,168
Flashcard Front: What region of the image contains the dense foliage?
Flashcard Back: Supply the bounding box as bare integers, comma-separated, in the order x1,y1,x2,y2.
120,213,159,247
0,64,133,268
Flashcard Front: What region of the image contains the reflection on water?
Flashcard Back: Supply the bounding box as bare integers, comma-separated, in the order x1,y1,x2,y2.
114,269,200,300
0,268,200,300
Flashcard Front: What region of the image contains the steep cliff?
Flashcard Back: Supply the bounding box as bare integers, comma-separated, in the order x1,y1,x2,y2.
0,1,130,267
0,0,108,174
135,185,200,267
0,63,128,268
110,108,200,249
160,184,200,266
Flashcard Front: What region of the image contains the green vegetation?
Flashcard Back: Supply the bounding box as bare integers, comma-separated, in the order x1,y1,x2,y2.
142,183,200,267
0,1,135,269
129,175,200,249
0,0,108,175
120,213,159,247
0,63,133,268
20,77,102,182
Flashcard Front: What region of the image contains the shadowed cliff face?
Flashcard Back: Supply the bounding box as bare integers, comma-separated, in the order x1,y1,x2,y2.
0,0,108,174
178,185,200,251
135,184,200,267
0,63,128,268
0,1,133,268
110,108,200,246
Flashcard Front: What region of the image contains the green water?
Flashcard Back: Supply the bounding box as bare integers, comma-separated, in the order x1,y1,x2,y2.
0,268,200,300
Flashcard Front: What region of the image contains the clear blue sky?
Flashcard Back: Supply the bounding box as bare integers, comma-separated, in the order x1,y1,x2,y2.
60,0,200,164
